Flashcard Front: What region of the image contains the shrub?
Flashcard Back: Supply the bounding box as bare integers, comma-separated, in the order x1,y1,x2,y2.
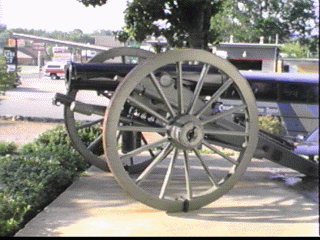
0,141,17,156
258,114,286,135
0,124,101,236
0,153,75,236
76,122,103,147
0,56,18,94
20,125,72,154
0,191,30,236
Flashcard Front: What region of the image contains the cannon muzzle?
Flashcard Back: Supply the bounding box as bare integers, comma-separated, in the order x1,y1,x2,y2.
65,62,135,91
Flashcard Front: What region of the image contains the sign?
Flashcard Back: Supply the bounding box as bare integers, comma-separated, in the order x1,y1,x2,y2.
4,47,17,65
52,52,72,61
32,41,46,51
52,46,71,62
7,38,25,47
53,46,68,53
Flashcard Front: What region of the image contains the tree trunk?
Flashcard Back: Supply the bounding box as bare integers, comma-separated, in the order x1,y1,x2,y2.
187,5,205,49
179,1,211,50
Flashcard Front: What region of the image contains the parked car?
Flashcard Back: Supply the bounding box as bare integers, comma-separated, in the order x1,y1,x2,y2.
42,61,66,80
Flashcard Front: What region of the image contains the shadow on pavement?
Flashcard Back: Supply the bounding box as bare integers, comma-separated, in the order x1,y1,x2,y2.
168,185,318,224
8,87,51,94
16,160,319,236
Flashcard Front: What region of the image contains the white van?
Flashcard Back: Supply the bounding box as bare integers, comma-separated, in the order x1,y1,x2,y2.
42,61,66,80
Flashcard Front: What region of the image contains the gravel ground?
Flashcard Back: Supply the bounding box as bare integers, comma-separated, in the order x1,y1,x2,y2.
0,120,61,146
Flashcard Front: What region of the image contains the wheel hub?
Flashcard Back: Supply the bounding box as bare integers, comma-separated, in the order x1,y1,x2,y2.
169,115,204,149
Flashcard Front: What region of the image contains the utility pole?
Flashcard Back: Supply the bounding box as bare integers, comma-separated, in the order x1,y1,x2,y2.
15,38,18,71
38,51,41,78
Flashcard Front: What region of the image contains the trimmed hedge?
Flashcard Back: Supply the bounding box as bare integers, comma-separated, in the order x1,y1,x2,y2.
0,124,101,236
0,141,17,155
258,114,286,136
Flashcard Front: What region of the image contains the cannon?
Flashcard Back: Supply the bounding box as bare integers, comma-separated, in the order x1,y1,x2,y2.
53,47,318,212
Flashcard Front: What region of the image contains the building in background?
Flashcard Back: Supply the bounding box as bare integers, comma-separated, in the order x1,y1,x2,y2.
281,58,319,73
94,36,124,48
214,42,280,73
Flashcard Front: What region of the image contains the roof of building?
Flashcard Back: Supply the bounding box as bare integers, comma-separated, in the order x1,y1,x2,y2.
217,42,281,49
94,36,124,48
282,58,319,62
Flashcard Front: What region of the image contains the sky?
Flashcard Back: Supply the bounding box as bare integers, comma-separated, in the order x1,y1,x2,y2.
0,0,127,33
0,0,318,35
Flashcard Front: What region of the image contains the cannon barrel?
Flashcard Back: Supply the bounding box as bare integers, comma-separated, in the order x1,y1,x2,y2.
66,62,137,79
65,62,136,91
65,61,222,91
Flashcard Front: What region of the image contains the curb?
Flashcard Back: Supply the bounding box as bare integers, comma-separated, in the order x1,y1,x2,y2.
0,115,64,123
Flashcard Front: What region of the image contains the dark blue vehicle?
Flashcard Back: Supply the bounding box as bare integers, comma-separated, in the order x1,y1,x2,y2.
222,71,319,142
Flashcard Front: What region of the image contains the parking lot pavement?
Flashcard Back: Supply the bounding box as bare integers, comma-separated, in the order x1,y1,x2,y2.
16,159,319,237
0,72,66,120
20,66,40,74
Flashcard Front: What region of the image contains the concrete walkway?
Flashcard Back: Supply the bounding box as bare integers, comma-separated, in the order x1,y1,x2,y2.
16,161,319,236
1,120,318,236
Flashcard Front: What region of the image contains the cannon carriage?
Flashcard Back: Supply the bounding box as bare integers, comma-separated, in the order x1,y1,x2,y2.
53,47,318,212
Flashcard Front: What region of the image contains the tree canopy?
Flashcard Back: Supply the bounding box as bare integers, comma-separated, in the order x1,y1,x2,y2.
1,0,318,57
280,41,312,58
77,0,107,7
79,0,223,50
78,0,318,53
211,0,318,44
123,0,223,49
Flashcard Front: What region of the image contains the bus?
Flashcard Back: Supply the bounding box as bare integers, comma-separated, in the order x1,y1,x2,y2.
221,71,319,142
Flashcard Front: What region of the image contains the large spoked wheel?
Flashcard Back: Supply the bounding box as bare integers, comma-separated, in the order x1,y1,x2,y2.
104,49,259,212
64,47,154,171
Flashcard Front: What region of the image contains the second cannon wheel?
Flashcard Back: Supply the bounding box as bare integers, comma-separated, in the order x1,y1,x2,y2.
64,47,154,172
